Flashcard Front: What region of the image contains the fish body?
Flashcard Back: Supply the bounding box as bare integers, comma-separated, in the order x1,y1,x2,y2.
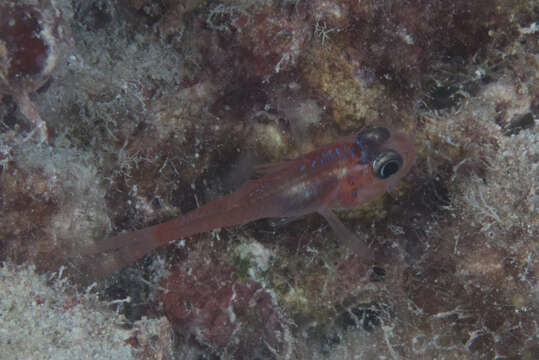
85,127,415,277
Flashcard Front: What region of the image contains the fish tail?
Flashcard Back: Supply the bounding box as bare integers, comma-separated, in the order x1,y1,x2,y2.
77,218,183,279
76,188,272,279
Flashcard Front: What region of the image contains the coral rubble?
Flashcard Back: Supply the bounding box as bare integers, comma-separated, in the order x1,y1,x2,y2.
0,263,173,359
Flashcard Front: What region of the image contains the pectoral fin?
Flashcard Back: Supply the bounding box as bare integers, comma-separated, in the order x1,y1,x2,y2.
319,210,374,261
267,215,304,228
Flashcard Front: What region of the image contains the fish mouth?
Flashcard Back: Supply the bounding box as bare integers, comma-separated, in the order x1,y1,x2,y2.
386,132,416,173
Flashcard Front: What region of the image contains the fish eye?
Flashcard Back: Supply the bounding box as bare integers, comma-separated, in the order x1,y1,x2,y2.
356,127,390,145
373,150,403,179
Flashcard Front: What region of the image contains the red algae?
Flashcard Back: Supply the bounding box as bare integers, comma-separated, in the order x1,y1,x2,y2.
0,0,71,142
160,244,289,357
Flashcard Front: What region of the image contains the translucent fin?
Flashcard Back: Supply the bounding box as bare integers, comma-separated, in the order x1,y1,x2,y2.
319,210,373,261
75,224,169,280
266,215,304,228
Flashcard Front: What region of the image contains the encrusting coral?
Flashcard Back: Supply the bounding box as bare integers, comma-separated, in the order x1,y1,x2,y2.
0,0,537,358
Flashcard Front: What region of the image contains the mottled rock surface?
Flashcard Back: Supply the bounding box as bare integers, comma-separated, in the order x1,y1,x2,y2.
1,0,536,359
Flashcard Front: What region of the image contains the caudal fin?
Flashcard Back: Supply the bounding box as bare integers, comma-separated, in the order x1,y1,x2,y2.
75,223,173,280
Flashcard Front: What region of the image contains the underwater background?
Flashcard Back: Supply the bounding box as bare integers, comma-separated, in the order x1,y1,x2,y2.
0,1,537,359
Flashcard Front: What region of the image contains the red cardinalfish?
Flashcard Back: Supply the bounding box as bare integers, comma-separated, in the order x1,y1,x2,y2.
83,127,415,278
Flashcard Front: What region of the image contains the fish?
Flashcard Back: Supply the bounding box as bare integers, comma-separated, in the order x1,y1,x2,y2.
81,127,415,278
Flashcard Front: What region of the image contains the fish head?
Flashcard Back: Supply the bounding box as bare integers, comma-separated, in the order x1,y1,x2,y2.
337,127,415,207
